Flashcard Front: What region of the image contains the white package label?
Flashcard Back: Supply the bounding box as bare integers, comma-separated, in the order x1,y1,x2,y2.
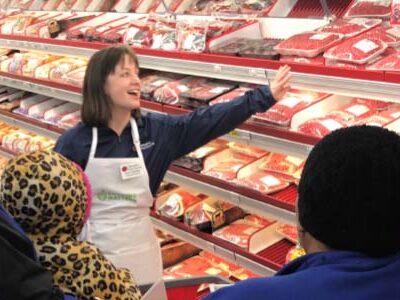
353,39,379,53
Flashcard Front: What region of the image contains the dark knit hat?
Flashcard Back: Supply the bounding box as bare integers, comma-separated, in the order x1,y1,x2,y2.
298,126,400,257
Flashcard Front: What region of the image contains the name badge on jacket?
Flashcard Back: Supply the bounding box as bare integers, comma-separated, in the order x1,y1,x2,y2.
120,162,143,180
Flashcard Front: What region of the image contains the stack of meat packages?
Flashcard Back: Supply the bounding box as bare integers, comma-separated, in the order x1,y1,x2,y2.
275,16,400,70
185,0,277,16
297,98,400,137
210,38,280,59
12,93,81,128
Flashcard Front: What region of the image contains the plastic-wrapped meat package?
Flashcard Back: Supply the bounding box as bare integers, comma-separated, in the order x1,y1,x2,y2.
324,36,388,64
209,87,253,106
207,19,246,39
254,89,328,126
235,171,290,194
238,39,280,59
157,190,204,220
124,22,153,47
325,58,371,70
392,0,400,24
151,20,176,51
259,153,305,180
297,116,348,138
184,198,244,233
209,38,253,56
25,136,54,152
355,103,400,126
102,29,124,44
43,102,81,124
4,53,28,75
28,99,65,120
179,81,237,108
13,94,49,115
280,55,326,66
22,54,59,77
344,0,390,18
317,18,381,38
48,58,87,82
209,0,239,13
164,256,230,279
328,98,391,124
34,58,69,80
0,98,20,111
276,223,298,243
2,131,31,153
275,32,343,58
177,21,207,53
57,110,81,129
228,142,267,158
244,214,275,228
172,139,228,172
153,77,206,105
202,153,256,181
240,0,276,16
362,25,400,47
185,0,212,15
161,240,200,269
367,52,400,71
61,66,87,87
141,73,184,100
213,221,263,249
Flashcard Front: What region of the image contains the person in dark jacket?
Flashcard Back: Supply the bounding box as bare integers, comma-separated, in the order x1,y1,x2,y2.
54,45,291,284
0,205,67,300
205,125,400,300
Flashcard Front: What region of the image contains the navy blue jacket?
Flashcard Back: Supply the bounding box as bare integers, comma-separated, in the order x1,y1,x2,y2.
205,250,400,300
54,86,276,195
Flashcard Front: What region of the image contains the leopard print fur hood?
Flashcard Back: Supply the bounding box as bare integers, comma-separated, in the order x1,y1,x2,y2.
1,151,141,300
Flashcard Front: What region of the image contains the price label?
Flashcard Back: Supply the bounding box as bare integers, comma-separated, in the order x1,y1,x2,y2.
229,192,241,204
213,64,222,73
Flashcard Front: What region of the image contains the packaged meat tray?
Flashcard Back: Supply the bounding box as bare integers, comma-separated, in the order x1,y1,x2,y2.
244,214,275,228
279,55,326,66
124,22,153,47
235,170,290,194
34,58,71,80
324,36,388,64
276,223,298,243
228,142,267,158
141,73,184,100
27,98,65,119
57,110,81,129
363,25,400,47
13,94,50,115
275,32,343,58
22,54,59,77
43,102,81,124
254,89,328,127
164,255,230,279
176,21,207,53
240,0,276,16
202,153,258,181
317,18,381,38
61,66,86,87
355,103,400,126
184,198,244,233
48,58,87,82
161,240,201,269
209,38,254,56
325,58,372,70
297,116,348,137
258,153,305,180
209,87,253,106
344,0,390,18
153,76,207,105
367,52,400,71
237,39,280,60
151,20,177,51
156,190,205,220
212,219,281,253
172,139,228,172
179,81,237,108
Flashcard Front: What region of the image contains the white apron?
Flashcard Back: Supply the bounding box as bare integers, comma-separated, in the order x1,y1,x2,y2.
82,118,162,285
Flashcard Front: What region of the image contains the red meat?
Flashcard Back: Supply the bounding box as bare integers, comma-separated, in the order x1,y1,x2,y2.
244,214,275,228
345,0,390,17
202,154,255,181
319,18,381,37
324,36,387,64
259,153,304,179
297,117,347,138
164,256,230,278
209,87,252,105
213,222,262,249
157,191,204,220
255,89,327,126
275,32,343,58
235,171,290,194
276,223,298,243
279,55,325,66
367,53,400,71
364,25,400,47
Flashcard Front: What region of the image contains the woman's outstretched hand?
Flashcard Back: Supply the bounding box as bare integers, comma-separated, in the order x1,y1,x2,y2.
270,65,291,101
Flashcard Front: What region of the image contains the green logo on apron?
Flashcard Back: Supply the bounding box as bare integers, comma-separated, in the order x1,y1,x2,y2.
97,191,137,203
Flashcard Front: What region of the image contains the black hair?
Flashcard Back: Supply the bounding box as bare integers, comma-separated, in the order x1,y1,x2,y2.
298,126,400,257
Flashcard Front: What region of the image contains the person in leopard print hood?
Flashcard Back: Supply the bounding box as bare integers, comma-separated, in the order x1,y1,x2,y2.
0,150,142,300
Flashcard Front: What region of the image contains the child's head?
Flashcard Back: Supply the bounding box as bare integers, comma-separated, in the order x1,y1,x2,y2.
298,126,400,257
82,45,141,127
0,150,91,238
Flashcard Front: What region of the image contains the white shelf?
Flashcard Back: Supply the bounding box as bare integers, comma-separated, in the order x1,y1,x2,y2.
151,216,277,276
0,37,397,102
224,128,312,159
0,113,61,140
165,170,296,225
0,75,82,104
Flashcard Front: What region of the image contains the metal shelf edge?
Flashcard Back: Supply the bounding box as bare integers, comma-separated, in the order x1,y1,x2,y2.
150,216,276,276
